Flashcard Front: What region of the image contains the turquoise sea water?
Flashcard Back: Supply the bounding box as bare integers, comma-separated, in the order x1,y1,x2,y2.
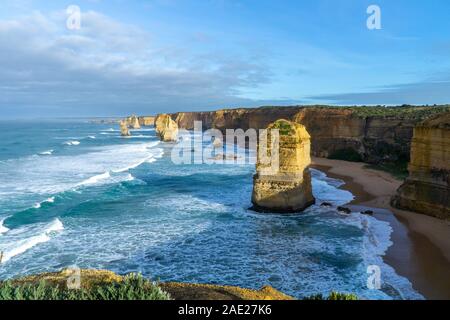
0,120,422,299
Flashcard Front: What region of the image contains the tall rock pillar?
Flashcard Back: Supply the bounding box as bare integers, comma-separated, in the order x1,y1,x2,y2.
119,120,130,136
392,112,450,219
252,119,315,213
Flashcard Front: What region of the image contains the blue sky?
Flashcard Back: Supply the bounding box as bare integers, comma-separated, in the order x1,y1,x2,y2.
0,0,449,118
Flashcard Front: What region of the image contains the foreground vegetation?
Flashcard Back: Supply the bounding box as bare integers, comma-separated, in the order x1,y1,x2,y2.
0,273,170,300
304,292,358,300
0,269,359,300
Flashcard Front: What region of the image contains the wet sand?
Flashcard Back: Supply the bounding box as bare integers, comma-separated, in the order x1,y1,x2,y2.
311,157,450,300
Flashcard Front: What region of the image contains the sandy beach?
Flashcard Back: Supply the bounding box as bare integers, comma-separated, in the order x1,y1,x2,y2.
311,157,450,300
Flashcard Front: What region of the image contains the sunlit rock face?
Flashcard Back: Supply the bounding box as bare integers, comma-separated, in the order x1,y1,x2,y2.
119,120,130,137
127,115,141,129
251,119,315,213
155,114,179,142
392,112,450,219
138,116,155,127
169,107,428,164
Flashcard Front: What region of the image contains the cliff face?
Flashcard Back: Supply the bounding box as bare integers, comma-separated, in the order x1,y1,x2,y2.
155,114,179,142
392,113,450,219
138,116,155,126
170,107,431,164
251,119,315,213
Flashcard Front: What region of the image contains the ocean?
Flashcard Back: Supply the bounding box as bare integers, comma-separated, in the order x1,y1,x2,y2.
0,119,422,299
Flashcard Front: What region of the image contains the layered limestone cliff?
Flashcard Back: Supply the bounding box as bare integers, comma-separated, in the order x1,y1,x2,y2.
392,112,450,219
138,116,156,127
251,119,315,213
119,120,130,137
170,106,448,165
155,114,179,142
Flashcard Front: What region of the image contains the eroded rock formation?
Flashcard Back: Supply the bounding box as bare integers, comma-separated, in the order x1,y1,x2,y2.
392,112,450,219
155,114,179,142
119,120,130,137
138,116,156,127
251,119,315,213
127,115,141,129
169,106,449,165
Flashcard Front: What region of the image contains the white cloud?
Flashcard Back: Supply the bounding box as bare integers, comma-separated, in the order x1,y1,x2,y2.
0,10,272,117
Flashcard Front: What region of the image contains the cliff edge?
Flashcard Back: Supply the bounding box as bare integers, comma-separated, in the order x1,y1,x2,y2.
392,112,450,219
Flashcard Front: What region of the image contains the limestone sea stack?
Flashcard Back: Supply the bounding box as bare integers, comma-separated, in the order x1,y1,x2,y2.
119,120,130,137
127,115,141,129
155,114,179,142
251,119,315,213
392,112,450,219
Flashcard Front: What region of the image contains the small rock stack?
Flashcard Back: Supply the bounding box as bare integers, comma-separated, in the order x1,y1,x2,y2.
127,115,141,129
119,120,130,137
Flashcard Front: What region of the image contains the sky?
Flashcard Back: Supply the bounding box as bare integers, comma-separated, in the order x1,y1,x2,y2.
0,0,449,118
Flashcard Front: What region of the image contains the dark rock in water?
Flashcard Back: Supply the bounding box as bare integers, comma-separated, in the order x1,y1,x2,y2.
320,202,333,207
361,210,374,215
337,206,352,214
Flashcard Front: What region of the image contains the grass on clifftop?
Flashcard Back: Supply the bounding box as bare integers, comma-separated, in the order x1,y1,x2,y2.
257,104,450,119
0,274,170,300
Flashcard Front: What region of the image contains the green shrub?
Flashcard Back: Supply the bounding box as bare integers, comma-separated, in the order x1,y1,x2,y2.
365,161,409,180
272,120,292,135
303,291,358,300
0,274,171,300
328,148,363,162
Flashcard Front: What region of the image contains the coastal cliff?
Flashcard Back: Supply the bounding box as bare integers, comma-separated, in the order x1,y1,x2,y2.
138,116,156,126
169,106,449,165
392,112,450,219
251,120,315,213
155,114,179,142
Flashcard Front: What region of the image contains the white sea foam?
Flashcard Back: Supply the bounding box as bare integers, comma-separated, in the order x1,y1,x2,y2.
39,150,54,155
64,140,80,146
133,128,155,132
311,168,354,205
357,214,424,300
0,218,64,263
0,140,163,198
77,171,111,187
0,217,9,235
32,196,55,209
127,135,155,139
87,135,96,139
